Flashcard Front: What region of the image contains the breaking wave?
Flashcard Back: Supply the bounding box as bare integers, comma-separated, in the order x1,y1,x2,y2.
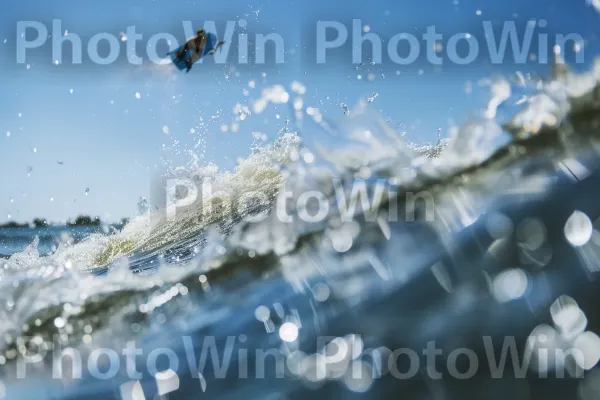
2,57,600,396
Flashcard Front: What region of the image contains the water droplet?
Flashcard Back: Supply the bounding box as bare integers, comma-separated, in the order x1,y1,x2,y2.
119,380,145,400
156,369,179,396
312,283,330,302
525,324,560,374
492,269,528,302
553,45,561,55
135,92,141,99
572,331,600,370
54,317,66,328
550,296,587,341
516,218,546,251
367,92,378,103
343,361,374,392
564,210,593,247
331,230,353,252
254,305,270,322
291,81,306,94
486,213,513,239
279,322,299,342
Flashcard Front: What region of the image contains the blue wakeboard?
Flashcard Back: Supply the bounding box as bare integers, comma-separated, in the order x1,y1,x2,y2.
168,33,220,71
168,46,193,71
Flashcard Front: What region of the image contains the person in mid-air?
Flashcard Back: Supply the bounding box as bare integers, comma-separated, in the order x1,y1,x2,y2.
175,29,225,72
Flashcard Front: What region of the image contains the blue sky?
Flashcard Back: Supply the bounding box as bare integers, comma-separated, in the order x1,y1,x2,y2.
1,0,599,223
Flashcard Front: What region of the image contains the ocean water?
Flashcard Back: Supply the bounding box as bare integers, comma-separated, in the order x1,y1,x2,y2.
0,226,109,258
2,63,600,399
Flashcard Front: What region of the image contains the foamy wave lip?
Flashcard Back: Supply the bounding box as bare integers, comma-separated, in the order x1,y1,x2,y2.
86,131,301,267
313,106,419,173
505,57,600,139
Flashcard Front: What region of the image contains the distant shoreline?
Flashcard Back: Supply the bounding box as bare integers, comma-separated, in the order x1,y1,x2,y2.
0,216,128,229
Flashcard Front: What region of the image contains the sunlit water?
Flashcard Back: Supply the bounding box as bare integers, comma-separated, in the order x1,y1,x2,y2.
2,62,600,399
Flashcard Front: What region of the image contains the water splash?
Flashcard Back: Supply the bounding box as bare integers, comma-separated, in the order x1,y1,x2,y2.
3,59,600,389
